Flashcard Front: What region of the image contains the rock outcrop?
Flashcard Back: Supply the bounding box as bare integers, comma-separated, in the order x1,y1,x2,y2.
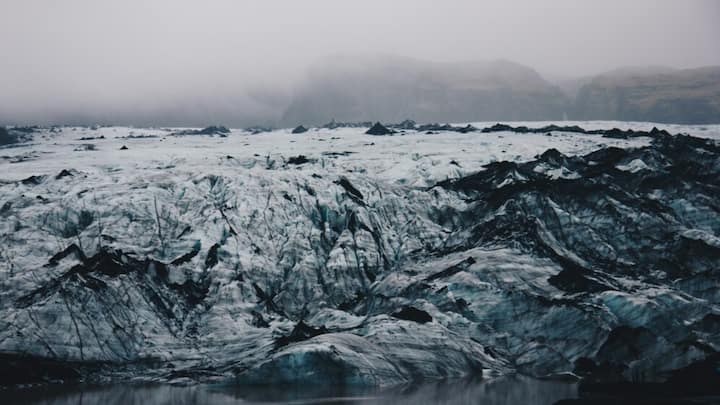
291,125,308,134
365,122,393,135
174,126,231,136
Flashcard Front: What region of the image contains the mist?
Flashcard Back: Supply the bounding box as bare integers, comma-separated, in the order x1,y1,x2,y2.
1,0,719,126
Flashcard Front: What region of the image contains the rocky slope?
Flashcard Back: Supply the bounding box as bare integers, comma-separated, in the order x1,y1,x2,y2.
0,123,718,390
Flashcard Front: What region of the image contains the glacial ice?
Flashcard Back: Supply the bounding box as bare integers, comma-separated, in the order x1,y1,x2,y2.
0,121,719,387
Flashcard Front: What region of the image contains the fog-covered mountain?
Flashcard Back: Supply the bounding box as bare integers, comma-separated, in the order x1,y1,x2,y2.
2,55,719,128
280,57,720,126
572,66,720,124
281,55,570,126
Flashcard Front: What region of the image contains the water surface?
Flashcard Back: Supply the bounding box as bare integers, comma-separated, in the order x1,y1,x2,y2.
4,376,577,405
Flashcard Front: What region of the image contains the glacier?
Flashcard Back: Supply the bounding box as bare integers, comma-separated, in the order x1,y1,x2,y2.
0,121,719,392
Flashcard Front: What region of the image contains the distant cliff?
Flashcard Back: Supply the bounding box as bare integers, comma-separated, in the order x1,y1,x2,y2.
281,55,570,126
281,58,720,126
572,66,720,124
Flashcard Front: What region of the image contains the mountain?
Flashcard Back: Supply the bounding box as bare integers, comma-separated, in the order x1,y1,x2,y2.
4,55,718,127
281,55,570,126
573,66,720,124
282,58,720,126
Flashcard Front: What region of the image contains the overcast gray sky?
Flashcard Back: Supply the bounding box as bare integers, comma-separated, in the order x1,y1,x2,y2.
1,0,718,125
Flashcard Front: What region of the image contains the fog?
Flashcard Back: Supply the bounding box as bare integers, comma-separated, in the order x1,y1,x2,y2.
1,0,719,126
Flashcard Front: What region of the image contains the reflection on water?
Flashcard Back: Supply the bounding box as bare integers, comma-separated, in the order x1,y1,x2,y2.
4,376,577,405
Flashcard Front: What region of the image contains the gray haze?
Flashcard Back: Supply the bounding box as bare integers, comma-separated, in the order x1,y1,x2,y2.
1,0,719,126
